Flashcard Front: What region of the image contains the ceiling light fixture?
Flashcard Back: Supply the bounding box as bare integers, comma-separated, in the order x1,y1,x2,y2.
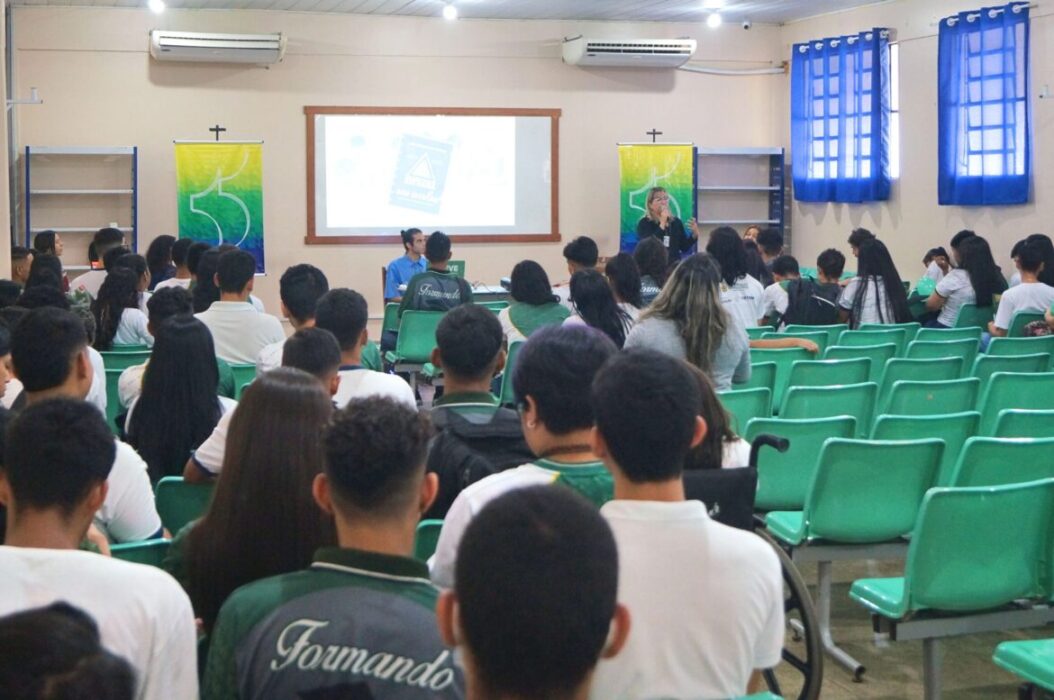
706,12,723,28
148,0,166,12
442,3,458,20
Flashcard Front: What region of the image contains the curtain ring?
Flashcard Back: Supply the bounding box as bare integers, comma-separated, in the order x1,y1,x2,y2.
864,32,872,41
989,8,1001,18
1012,3,1025,12
798,45,808,53
814,41,824,50
967,12,979,22
847,36,858,45
830,39,840,48
946,17,958,27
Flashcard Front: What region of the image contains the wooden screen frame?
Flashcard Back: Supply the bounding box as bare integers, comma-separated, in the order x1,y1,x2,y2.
304,106,561,245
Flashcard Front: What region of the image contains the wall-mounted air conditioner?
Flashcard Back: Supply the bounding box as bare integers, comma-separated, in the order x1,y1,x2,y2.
149,30,286,65
562,36,697,68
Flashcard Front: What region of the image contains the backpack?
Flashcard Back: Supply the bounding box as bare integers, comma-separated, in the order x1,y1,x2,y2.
424,406,535,519
780,279,842,327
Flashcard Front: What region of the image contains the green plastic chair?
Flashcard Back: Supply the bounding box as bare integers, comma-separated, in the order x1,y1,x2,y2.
971,352,1049,386
498,341,524,407
719,387,772,434
766,438,944,546
994,409,1054,439
838,328,911,357
361,340,382,372
948,437,1054,488
228,364,257,400
780,382,878,437
954,302,995,328
994,638,1054,693
761,330,828,355
111,344,150,352
447,260,466,278
480,301,509,312
104,368,124,436
414,519,444,561
421,362,442,381
987,337,1054,369
100,349,151,371
110,538,171,567
978,372,1054,435
382,303,400,333
915,326,983,343
384,311,445,388
784,323,848,348
216,358,236,399
905,338,979,373
745,416,857,511
155,477,214,534
878,357,964,407
880,377,981,419
748,347,813,410
746,326,771,341
735,361,776,394
859,321,921,342
1008,311,1046,337
785,358,870,392
871,411,979,486
823,343,895,384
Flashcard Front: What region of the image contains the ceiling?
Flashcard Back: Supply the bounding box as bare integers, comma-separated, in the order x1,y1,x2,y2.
9,0,887,24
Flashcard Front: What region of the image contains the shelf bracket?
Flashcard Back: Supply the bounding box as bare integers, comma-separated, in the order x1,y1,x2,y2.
7,87,42,112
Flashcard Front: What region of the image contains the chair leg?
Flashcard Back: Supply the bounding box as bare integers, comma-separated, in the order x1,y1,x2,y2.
816,561,866,681
922,638,942,700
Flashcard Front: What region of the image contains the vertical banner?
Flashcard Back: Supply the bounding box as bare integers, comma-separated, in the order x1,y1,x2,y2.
175,142,265,272
618,144,696,252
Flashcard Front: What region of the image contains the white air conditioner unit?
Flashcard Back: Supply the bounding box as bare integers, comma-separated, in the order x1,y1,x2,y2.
149,30,286,65
562,36,697,68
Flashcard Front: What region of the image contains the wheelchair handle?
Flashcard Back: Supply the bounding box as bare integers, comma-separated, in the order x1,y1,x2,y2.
748,434,790,469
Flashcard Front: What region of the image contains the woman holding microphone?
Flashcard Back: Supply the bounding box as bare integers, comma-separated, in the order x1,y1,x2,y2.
636,187,697,261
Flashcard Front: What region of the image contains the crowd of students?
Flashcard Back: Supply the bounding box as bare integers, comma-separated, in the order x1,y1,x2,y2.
2,219,1054,699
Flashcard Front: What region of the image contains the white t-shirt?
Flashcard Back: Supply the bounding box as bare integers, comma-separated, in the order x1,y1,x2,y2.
114,308,154,347
138,291,152,316
1009,271,1022,288
72,269,107,299
98,440,164,543
993,282,1054,331
553,283,573,311
925,261,946,285
118,362,147,408
838,276,896,326
720,275,766,330
255,338,287,374
590,500,784,700
0,546,197,700
760,282,789,323
153,276,191,292
333,367,416,410
618,302,642,322
86,346,108,416
195,301,285,364
934,269,976,327
722,437,753,469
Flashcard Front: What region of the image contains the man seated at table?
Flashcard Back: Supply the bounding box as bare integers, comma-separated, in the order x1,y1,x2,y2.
385,228,427,303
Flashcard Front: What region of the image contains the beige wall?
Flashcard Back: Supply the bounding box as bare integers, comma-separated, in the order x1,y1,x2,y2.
780,1,1054,278
10,6,783,321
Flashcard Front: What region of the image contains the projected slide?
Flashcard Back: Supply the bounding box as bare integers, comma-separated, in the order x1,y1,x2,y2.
307,108,559,243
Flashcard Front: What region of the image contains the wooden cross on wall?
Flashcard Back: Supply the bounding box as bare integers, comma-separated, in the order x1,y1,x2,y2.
647,128,663,143
209,124,227,141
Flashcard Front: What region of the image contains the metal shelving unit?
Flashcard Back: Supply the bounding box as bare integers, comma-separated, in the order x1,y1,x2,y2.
695,146,789,245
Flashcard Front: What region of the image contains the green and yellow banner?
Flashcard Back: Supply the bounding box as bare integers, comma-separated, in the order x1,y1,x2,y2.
618,144,696,251
175,142,265,272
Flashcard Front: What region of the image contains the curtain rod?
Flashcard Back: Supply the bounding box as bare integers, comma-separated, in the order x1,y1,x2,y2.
796,30,890,53
944,2,1034,26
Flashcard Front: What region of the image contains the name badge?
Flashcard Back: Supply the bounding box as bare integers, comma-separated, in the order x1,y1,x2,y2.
663,235,670,248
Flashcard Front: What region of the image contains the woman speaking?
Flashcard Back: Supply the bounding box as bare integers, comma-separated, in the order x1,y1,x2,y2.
636,187,697,261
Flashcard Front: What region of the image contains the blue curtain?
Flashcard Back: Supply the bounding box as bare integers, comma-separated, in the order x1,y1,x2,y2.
791,29,891,203
938,3,1031,206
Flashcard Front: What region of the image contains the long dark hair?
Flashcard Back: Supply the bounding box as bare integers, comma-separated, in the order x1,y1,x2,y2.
32,231,58,256
604,253,643,308
634,237,669,287
706,226,749,287
145,235,175,287
510,260,557,305
126,316,222,483
191,249,221,313
957,236,1007,308
850,239,911,326
25,254,63,291
569,269,630,348
91,268,140,350
1026,234,1054,286
184,368,335,632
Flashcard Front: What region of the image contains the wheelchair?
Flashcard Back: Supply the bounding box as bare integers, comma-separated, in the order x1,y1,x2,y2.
683,434,823,700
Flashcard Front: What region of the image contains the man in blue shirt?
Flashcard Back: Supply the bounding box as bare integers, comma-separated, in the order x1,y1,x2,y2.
385,228,427,302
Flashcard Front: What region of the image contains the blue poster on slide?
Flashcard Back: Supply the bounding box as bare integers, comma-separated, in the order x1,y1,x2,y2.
390,135,453,214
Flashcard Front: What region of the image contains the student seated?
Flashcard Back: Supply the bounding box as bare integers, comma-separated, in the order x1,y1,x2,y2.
683,366,753,469
425,304,533,518
989,240,1054,338
145,235,176,290
497,260,569,344
839,239,912,327
755,227,785,286
92,267,153,349
437,486,628,700
705,227,766,330
926,236,1006,328
10,246,32,287
778,248,845,327
384,227,427,303
847,227,875,258
11,308,162,543
194,249,284,364
397,231,472,316
604,252,644,320
565,269,633,348
588,349,784,699
0,399,196,699
949,229,977,266
759,254,800,326
154,237,194,291
72,227,124,299
922,246,951,284
204,396,464,699
633,236,668,306
256,264,330,373
431,325,618,588
554,236,599,309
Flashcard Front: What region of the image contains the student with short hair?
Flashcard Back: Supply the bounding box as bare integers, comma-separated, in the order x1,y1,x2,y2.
922,246,951,284
554,235,600,309
1027,233,1054,288
437,486,628,700
759,254,800,326
1008,239,1027,287
633,236,668,305
397,231,472,317
589,349,784,699
565,269,633,348
497,260,569,344
10,247,32,287
385,227,427,302
839,239,912,327
256,264,330,373
755,227,785,286
989,241,1054,337
847,227,875,257
11,308,161,543
204,396,464,700
0,399,197,699
778,249,845,327
926,236,1007,328
92,267,153,349
604,252,644,317
72,227,124,298
706,226,766,330
431,325,618,588
153,237,194,291
195,249,284,363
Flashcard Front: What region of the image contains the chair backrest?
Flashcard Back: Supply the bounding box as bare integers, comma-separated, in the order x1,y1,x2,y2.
361,340,383,372
902,479,1054,614
498,341,525,407
394,311,445,363
994,409,1054,439
104,368,123,436
803,438,944,543
100,349,151,371
784,323,847,348
780,382,878,437
682,467,758,531
382,302,401,333
110,344,151,352
822,343,895,383
858,321,921,342
987,337,1054,368
915,326,983,343
871,411,980,486
748,347,813,409
761,330,829,354
745,416,857,511
881,377,981,419
948,437,1054,487
953,302,995,329
978,371,1054,435
746,326,772,341
972,352,1050,386
480,301,509,312
1008,311,1046,337
905,338,980,372
878,357,964,407
838,328,910,357
414,519,444,561
786,358,871,392
736,361,777,395
155,477,214,534
110,539,170,567
228,364,257,400
718,387,772,434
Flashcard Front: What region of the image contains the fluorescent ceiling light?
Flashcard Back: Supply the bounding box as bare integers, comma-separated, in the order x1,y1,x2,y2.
442,4,458,20
706,12,723,28
148,0,165,13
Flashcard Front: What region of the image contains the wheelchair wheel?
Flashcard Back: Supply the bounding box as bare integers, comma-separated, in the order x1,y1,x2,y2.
758,529,823,700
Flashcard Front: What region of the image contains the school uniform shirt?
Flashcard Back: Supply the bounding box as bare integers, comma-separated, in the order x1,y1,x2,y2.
333,366,417,410
99,440,164,543
590,500,784,700
203,547,464,700
925,261,946,285
720,275,766,330
640,274,663,306
138,291,152,316
760,282,789,324
838,276,896,327
255,337,286,374
86,346,108,416
722,437,753,469
195,301,285,364
430,459,614,589
498,302,570,345
72,269,107,299
1009,271,1022,288
0,546,198,700
114,308,154,347
397,269,472,316
934,269,977,327
993,282,1054,331
385,254,428,301
153,276,192,292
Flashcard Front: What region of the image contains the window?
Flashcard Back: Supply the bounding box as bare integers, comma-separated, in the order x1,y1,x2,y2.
938,3,1030,205
791,29,892,203
889,42,900,180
